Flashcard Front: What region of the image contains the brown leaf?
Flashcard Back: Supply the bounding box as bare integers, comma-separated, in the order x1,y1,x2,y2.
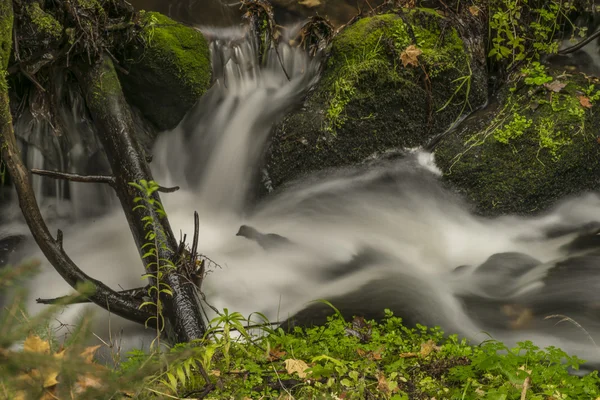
400,45,422,68
377,373,390,394
544,81,566,93
356,347,383,360
284,359,310,378
420,340,441,357
298,0,321,7
267,345,286,361
23,335,50,354
579,95,593,108
468,6,480,16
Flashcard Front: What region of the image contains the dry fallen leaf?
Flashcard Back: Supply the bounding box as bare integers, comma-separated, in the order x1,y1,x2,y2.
469,6,480,16
284,359,310,378
80,345,102,364
400,340,441,358
544,81,566,93
420,340,441,357
579,95,593,108
74,374,103,394
377,373,390,394
299,0,321,7
267,345,286,361
356,347,383,360
24,335,50,354
401,45,422,68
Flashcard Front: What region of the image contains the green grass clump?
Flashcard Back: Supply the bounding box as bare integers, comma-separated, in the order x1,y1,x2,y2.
3,265,599,399
121,309,600,400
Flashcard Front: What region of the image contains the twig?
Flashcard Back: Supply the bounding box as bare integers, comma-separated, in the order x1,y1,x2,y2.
558,29,600,55
37,286,151,305
105,48,130,75
157,185,179,193
30,168,116,186
20,70,46,92
191,211,200,266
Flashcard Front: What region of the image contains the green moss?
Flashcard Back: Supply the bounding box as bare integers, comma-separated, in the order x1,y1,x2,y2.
88,58,123,109
0,0,12,72
139,11,211,100
267,8,487,188
435,69,600,216
75,0,105,15
27,2,62,40
321,10,471,134
118,11,211,130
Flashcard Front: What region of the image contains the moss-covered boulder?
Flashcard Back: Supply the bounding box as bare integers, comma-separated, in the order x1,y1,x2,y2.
119,11,212,131
435,64,600,216
266,9,487,187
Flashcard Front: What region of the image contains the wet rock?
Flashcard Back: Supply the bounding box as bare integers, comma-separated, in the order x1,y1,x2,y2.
435,67,600,216
118,11,212,131
266,8,487,188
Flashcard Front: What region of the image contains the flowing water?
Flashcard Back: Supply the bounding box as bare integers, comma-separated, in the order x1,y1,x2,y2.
3,25,600,367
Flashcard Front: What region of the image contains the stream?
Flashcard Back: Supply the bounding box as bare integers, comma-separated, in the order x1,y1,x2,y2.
2,10,600,370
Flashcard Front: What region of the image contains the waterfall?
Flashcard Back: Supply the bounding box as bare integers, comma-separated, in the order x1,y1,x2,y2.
4,24,600,368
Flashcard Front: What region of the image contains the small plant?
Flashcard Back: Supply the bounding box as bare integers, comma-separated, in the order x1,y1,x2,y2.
488,0,581,65
494,111,532,143
129,179,176,348
521,61,553,86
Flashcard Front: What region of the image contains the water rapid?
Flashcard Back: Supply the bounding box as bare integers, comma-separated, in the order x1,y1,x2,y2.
4,25,600,367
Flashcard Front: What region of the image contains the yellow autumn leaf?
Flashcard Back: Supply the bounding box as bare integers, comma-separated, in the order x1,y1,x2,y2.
420,339,441,357
400,45,422,68
80,345,102,364
284,359,310,378
23,335,51,354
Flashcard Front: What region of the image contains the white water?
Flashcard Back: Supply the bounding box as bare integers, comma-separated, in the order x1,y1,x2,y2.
4,26,600,366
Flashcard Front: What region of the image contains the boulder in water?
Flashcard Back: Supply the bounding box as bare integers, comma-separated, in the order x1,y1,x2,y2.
266,8,488,187
434,67,600,216
118,11,212,131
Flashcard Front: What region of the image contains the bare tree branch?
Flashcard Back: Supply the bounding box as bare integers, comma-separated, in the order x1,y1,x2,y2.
0,3,154,327
30,169,116,185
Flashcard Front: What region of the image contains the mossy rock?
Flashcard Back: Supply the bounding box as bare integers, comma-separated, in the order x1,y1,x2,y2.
119,11,211,131
21,2,63,55
434,67,600,216
266,9,487,187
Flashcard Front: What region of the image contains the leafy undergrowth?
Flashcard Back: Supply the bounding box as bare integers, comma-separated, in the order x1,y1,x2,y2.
3,302,600,400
